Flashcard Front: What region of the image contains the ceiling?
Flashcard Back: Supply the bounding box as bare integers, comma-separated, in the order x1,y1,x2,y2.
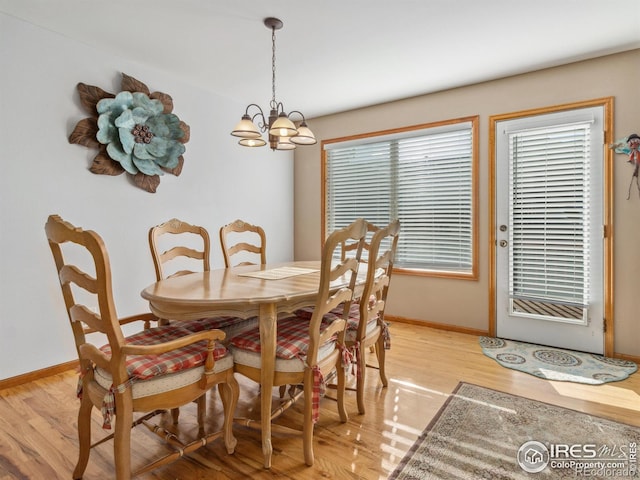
2,0,639,118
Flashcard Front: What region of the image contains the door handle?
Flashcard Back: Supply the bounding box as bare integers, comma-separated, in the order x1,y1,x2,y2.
499,240,508,248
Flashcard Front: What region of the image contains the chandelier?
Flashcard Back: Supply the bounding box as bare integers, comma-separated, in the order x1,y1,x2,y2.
230,17,316,151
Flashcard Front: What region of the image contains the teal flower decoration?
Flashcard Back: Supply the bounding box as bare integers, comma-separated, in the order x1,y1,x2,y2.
96,91,185,176
69,73,190,193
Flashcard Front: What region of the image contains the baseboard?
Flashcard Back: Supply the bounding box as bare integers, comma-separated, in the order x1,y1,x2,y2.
385,315,489,337
614,352,640,365
0,360,78,391
387,315,639,365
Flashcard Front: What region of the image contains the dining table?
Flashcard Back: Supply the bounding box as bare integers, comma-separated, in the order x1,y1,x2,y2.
140,260,363,468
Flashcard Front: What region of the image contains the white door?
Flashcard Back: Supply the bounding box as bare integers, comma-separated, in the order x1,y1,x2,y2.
495,107,604,354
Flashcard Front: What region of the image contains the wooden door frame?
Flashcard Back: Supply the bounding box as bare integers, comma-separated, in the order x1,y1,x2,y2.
488,97,614,356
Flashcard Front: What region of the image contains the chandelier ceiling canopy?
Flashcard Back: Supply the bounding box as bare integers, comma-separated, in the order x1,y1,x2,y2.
230,17,316,151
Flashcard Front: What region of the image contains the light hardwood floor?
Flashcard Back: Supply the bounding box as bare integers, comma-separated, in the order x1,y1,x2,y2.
1,323,638,479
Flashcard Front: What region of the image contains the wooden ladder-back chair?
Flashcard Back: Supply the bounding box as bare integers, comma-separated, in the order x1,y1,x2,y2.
149,218,259,340
46,215,238,480
228,218,368,466
149,218,258,422
149,217,212,281
218,218,290,399
344,220,400,414
219,219,267,268
301,220,400,414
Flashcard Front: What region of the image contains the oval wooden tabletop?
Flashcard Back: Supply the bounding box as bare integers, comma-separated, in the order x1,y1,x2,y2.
140,260,324,312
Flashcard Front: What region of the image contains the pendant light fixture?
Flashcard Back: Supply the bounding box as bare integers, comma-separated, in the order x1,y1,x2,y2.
230,17,316,151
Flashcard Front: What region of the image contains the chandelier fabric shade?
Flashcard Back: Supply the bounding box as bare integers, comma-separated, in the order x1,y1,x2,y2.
230,17,317,151
239,137,267,147
290,122,316,145
276,136,296,150
231,115,262,139
269,113,298,138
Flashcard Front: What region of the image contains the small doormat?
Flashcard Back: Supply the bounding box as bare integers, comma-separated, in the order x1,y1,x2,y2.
479,337,637,384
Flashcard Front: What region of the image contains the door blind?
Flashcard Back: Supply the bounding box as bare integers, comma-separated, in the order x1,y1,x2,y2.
508,122,591,322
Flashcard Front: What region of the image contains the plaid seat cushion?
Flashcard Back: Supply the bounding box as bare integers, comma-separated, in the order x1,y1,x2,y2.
90,324,232,430
229,315,336,360
293,299,379,344
181,316,259,344
345,315,379,343
99,324,229,381
229,315,341,425
229,315,351,425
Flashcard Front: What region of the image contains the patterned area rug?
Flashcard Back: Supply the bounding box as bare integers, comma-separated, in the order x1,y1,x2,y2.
389,382,640,480
479,337,637,385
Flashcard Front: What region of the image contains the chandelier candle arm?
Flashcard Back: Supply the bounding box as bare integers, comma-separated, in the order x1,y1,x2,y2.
230,17,316,151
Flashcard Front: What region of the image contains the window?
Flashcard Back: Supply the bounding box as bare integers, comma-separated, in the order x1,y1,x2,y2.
323,116,478,278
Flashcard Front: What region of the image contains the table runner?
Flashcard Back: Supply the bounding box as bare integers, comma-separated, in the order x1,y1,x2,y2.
237,266,320,280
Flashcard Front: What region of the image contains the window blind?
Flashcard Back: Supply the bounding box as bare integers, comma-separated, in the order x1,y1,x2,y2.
326,122,473,273
508,122,591,321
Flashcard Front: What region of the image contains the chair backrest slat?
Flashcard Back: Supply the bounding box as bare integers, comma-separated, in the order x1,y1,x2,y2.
160,245,206,264
59,264,98,294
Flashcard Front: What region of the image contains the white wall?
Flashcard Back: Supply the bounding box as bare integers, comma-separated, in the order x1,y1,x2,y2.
0,14,294,380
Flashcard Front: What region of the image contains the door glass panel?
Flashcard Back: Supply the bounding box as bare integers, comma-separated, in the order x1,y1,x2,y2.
508,123,591,325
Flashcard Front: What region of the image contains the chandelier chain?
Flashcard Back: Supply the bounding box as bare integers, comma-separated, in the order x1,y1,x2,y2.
271,25,277,106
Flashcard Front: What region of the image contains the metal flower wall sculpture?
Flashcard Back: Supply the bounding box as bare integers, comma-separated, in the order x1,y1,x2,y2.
610,132,640,199
69,73,190,193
